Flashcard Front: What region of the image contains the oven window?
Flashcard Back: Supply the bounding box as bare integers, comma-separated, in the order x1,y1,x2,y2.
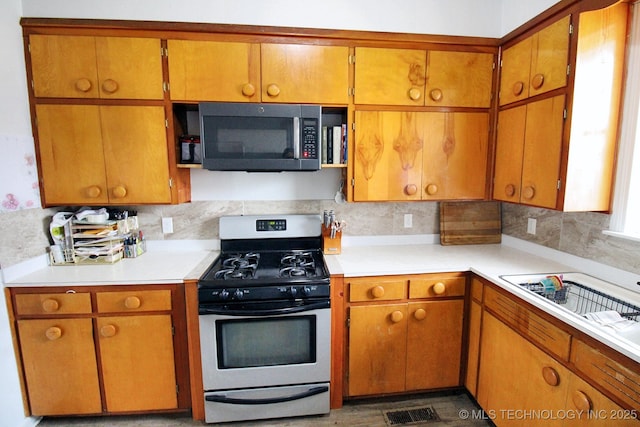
216,316,316,369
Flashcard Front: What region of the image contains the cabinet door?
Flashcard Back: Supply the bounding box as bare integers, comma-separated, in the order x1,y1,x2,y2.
493,106,526,203
18,318,102,415
421,112,489,200
406,300,463,390
97,315,177,412
520,95,565,208
499,36,532,106
167,40,260,102
100,106,172,204
354,47,426,105
35,104,109,206
348,304,407,396
477,312,568,427
353,111,423,201
94,37,164,99
30,35,99,98
425,51,494,108
465,299,482,397
261,44,349,104
528,16,570,99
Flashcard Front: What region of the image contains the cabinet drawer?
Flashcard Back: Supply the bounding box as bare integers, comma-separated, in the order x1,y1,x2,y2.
15,292,92,316
349,279,406,302
409,276,465,299
571,338,640,410
96,290,171,313
484,286,571,360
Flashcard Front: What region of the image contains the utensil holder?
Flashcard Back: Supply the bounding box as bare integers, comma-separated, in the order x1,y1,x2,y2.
322,224,342,255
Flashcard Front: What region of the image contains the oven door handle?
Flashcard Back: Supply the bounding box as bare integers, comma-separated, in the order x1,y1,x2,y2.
199,301,330,316
205,385,328,405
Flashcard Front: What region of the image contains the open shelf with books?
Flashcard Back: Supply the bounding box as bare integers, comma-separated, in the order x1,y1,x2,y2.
321,107,348,168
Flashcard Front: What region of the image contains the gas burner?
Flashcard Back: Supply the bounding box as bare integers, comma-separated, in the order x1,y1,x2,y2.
214,268,255,280
281,251,315,268
280,266,313,278
222,252,260,269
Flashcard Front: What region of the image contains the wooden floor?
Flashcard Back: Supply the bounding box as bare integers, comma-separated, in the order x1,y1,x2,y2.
37,391,492,426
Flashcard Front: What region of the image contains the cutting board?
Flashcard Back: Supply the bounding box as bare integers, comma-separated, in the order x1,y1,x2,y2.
439,201,501,245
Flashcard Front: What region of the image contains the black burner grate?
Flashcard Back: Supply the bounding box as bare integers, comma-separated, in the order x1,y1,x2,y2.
383,405,440,425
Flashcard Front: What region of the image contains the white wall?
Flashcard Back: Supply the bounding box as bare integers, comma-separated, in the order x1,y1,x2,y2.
501,0,563,35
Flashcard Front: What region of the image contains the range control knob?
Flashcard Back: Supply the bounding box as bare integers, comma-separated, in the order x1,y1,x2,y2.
301,286,311,296
219,289,230,300
289,286,298,298
233,289,244,300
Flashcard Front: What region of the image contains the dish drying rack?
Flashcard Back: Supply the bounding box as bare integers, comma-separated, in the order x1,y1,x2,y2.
520,280,640,321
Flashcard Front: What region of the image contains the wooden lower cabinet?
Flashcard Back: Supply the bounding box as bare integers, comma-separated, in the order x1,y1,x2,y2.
346,274,465,397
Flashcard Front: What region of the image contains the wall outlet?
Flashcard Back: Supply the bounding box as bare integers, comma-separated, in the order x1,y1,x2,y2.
404,213,413,228
162,217,174,234
527,218,537,235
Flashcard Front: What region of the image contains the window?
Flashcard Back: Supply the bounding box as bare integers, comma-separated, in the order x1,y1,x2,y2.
607,1,640,241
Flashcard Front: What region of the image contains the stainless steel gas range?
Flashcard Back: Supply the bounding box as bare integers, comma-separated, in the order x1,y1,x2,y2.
198,214,331,423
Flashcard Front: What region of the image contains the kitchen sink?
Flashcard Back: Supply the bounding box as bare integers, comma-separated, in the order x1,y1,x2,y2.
500,272,640,345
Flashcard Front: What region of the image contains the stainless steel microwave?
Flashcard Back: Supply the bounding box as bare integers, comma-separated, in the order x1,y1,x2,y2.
199,102,322,172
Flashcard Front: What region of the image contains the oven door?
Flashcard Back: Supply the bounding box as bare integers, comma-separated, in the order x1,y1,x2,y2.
199,304,331,391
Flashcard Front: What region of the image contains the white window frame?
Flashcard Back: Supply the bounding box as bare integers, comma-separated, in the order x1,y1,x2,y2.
605,1,640,242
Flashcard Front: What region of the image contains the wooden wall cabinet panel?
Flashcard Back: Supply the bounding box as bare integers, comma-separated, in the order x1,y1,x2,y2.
35,104,171,206
261,44,349,104
17,318,102,416
167,40,260,102
499,16,570,106
30,35,163,100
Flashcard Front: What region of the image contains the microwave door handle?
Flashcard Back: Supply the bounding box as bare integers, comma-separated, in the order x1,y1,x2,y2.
206,385,328,405
293,116,300,159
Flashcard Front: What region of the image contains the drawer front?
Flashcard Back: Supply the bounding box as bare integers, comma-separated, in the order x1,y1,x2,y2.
349,279,406,302
409,276,465,299
15,292,92,316
470,277,484,302
571,338,640,410
96,290,171,313
484,286,571,361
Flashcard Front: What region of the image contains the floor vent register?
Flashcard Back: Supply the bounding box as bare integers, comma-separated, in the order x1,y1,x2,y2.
383,405,440,425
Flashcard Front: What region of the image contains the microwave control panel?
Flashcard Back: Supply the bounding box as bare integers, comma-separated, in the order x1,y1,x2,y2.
302,119,318,159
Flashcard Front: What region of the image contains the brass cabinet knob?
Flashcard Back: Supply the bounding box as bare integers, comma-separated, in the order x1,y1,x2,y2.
542,366,560,387
571,390,592,412
390,310,404,323
531,73,545,90
504,184,516,197
522,186,535,200
100,324,117,338
42,298,59,312
101,78,119,94
414,308,427,321
111,185,127,199
408,87,421,101
45,326,62,340
242,83,256,97
429,88,443,102
512,81,525,96
75,78,93,93
371,285,385,298
432,282,446,295
86,185,102,198
405,184,418,196
425,184,438,195
266,84,280,97
124,296,141,309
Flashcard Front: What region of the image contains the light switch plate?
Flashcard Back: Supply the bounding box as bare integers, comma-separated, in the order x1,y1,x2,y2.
527,218,537,235
162,217,174,234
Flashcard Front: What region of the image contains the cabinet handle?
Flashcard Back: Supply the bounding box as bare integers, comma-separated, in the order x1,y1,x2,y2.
404,184,418,196
101,78,119,94
522,185,535,200
45,326,62,341
425,184,438,195
408,88,421,101
86,185,102,199
531,73,545,90
414,308,427,321
429,88,443,102
432,282,446,295
75,78,93,93
124,296,141,309
371,285,385,299
100,324,117,338
512,81,525,96
111,185,127,199
42,298,60,313
504,184,516,197
571,390,592,412
266,84,280,97
242,83,256,97
390,310,404,323
542,366,560,387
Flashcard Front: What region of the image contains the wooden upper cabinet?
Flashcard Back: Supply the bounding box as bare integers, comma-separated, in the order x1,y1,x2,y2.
167,40,260,102
421,112,489,200
261,43,349,104
499,16,570,106
29,35,163,99
425,51,494,108
354,47,427,106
